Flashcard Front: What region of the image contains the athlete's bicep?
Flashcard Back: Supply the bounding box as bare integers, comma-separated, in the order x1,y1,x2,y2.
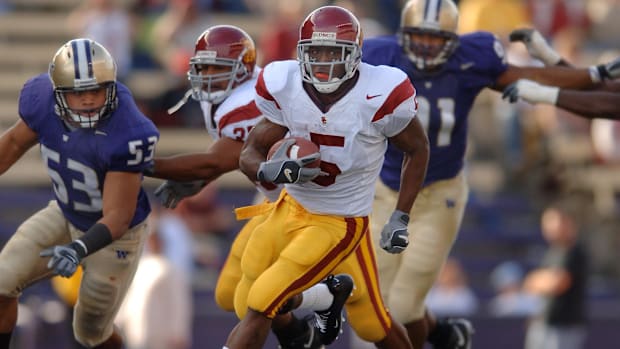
389,117,429,156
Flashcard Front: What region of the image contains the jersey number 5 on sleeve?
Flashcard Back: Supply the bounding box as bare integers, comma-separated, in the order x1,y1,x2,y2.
416,96,455,147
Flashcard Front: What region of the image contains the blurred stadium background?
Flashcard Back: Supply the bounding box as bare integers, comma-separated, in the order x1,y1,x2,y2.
1,0,620,348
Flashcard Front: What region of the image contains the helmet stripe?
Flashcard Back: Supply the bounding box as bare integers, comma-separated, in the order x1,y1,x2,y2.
71,40,81,79
424,0,441,23
72,39,93,82
84,40,94,79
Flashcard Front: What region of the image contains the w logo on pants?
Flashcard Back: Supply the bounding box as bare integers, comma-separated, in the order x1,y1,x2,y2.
116,250,129,259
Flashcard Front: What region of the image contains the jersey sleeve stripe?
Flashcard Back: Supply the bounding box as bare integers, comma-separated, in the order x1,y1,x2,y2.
256,69,281,109
371,78,415,122
217,101,262,137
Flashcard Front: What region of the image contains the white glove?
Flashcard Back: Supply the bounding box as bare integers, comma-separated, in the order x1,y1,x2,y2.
502,79,559,105
509,28,561,66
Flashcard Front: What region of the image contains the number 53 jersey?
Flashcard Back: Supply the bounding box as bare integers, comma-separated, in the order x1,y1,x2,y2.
255,60,418,217
18,74,159,231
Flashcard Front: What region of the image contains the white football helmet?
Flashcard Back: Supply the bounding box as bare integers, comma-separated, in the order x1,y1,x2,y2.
49,38,117,128
297,6,363,94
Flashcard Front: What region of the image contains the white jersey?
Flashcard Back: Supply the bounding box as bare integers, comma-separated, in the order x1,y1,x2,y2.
199,68,282,202
255,60,418,216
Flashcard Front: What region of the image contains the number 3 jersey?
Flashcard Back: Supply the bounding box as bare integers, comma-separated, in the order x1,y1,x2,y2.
363,32,509,190
255,60,418,217
18,74,159,231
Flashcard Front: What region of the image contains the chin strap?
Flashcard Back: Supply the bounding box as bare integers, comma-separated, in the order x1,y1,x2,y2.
167,89,193,115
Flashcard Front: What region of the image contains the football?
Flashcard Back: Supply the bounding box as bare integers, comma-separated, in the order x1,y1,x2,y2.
267,136,321,168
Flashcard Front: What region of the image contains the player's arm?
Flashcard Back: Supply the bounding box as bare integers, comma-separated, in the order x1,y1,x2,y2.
388,117,429,214
239,118,288,182
99,170,142,239
40,170,143,278
0,119,38,175
150,137,244,182
492,64,596,91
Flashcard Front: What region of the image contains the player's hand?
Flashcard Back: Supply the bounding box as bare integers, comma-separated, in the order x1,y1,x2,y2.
502,79,559,105
257,139,321,184
596,56,620,80
154,180,206,208
379,210,410,254
509,28,561,66
40,244,82,278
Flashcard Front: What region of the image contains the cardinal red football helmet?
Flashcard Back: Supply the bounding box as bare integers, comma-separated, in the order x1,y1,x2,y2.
188,25,256,104
297,6,362,93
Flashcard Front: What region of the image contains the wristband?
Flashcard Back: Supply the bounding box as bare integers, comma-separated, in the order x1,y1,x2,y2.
73,223,114,258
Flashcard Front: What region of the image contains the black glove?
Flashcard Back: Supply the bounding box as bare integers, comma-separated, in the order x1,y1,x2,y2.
379,210,410,254
40,243,83,278
154,180,206,208
257,139,321,184
596,56,620,81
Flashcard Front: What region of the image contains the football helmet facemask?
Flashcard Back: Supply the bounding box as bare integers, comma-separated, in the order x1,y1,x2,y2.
297,6,363,94
49,38,117,128
188,25,256,104
399,0,459,71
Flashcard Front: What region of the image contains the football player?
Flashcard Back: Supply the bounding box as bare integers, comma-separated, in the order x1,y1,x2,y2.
144,25,352,348
227,5,429,349
503,28,620,118
0,39,159,349
360,1,615,348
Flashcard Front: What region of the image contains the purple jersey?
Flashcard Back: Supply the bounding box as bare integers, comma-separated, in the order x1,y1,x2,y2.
18,74,159,231
363,32,508,190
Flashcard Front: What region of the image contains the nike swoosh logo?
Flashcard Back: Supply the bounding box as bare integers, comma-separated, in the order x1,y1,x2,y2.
460,62,475,70
366,94,382,100
95,130,107,136
284,168,293,182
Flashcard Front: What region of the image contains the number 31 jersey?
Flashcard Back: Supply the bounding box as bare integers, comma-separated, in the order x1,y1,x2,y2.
255,60,418,217
363,32,508,190
18,74,159,231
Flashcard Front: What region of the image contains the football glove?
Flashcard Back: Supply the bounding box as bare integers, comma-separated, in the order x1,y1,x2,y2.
502,79,559,105
257,138,321,184
379,210,410,254
40,243,83,278
509,28,561,66
154,180,206,208
596,56,620,81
